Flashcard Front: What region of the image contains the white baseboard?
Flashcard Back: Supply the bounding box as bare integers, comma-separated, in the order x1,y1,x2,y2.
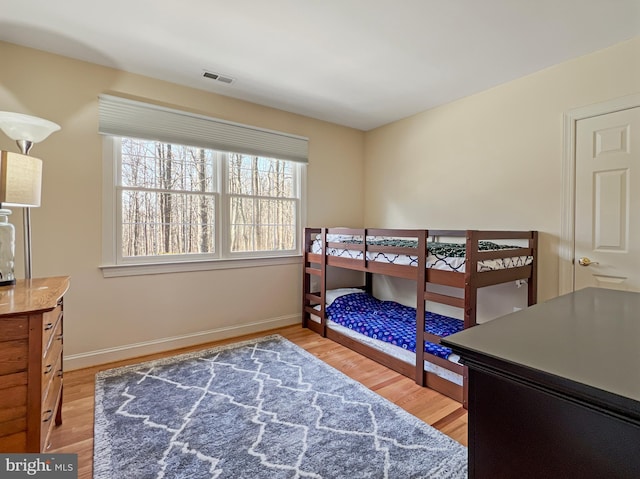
64,314,300,371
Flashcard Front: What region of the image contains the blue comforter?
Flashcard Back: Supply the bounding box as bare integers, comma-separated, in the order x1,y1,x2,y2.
326,292,463,360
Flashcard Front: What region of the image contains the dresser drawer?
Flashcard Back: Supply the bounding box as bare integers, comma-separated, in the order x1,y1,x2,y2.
0,316,28,341
0,431,27,453
0,381,27,420
41,319,63,400
40,352,63,451
0,382,28,449
0,339,28,376
42,304,63,355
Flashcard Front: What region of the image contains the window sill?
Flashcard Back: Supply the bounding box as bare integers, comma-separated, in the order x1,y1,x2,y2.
100,255,303,278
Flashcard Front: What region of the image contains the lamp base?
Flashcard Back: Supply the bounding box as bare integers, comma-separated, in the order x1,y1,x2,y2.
0,208,15,286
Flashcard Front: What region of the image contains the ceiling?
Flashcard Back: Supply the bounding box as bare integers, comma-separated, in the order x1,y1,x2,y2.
1,1,639,131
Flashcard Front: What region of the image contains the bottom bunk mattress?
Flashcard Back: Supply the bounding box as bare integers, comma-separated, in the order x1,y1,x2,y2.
311,289,464,385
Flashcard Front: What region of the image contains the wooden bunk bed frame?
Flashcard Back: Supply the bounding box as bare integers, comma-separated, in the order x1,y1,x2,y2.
302,227,538,407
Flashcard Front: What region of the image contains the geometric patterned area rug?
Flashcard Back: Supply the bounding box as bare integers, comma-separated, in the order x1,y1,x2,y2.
94,335,467,478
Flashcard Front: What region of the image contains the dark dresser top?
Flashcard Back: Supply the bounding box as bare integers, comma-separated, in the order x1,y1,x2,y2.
442,287,640,416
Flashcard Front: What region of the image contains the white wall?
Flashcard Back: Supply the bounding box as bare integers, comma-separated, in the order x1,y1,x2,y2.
364,37,640,303
0,41,365,369
372,276,528,324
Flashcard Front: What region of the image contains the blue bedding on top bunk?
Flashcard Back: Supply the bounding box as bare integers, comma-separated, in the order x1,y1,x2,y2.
325,292,463,360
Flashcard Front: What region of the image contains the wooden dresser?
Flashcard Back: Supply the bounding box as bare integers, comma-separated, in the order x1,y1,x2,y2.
0,276,70,452
442,287,640,479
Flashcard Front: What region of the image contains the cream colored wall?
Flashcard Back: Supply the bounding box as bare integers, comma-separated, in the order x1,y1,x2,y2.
0,41,365,368
364,37,640,303
3,36,638,367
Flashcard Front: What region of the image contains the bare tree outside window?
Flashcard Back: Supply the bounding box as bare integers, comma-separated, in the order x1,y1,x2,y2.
227,153,296,252
121,138,216,257
119,138,298,259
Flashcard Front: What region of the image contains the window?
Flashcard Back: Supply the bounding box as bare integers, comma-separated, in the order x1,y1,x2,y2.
99,95,307,275
119,138,217,258
227,153,298,254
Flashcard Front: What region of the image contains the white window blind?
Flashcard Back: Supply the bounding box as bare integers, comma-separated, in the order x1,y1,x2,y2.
98,94,308,163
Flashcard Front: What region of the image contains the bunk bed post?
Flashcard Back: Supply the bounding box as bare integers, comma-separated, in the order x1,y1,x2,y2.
362,229,373,299
365,272,373,296
319,228,328,336
463,231,478,329
461,230,480,410
528,231,539,306
362,228,368,271
415,229,428,386
302,228,311,328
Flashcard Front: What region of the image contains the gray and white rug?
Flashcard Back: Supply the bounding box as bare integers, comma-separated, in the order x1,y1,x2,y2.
94,334,467,478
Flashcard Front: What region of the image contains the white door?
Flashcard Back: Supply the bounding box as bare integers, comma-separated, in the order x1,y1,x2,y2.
574,107,640,291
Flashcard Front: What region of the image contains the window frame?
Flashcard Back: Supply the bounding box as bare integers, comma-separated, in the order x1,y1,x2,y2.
100,137,305,278
221,153,302,260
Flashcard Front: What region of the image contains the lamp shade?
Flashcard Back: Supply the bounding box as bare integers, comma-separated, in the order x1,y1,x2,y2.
0,151,42,207
0,111,61,143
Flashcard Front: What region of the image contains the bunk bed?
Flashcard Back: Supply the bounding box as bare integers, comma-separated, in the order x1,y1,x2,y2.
302,227,538,407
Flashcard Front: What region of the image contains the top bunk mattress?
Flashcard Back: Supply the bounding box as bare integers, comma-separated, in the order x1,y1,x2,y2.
311,234,533,273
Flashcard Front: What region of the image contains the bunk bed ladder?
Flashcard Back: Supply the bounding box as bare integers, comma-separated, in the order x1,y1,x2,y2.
463,231,479,329
419,230,470,405
302,228,326,336
415,230,428,386
319,228,328,335
460,231,480,408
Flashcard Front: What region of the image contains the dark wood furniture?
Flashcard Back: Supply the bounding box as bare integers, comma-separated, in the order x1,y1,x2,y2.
302,228,538,406
442,287,640,479
0,276,70,452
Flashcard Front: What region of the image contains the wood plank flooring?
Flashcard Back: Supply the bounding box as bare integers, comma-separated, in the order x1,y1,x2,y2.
49,325,468,479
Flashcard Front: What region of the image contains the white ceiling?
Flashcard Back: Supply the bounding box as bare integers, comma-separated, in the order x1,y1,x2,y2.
1,1,639,130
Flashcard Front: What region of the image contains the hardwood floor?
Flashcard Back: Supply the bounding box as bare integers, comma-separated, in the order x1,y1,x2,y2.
49,325,468,479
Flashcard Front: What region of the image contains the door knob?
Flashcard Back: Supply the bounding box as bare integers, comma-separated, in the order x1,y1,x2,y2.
578,257,599,266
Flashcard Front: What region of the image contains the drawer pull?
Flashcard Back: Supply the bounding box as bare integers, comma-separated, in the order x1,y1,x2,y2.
44,322,54,331
57,369,63,378
43,364,53,375
56,333,63,342
42,409,54,423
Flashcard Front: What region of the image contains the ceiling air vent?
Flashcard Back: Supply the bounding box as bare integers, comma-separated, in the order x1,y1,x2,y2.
203,71,234,84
